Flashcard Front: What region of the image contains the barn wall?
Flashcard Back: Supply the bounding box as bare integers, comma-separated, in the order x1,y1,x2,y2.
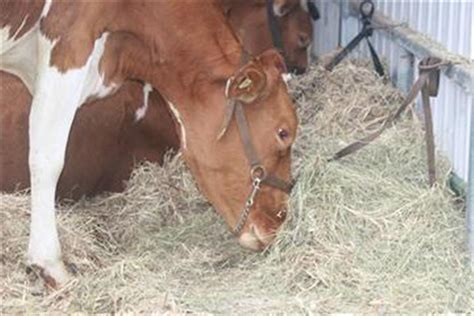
312,0,473,182
312,0,341,56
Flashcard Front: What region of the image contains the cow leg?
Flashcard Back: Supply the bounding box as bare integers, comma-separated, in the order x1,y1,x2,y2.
27,66,91,288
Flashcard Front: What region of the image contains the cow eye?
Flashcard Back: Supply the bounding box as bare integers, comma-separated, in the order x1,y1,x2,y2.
278,128,290,140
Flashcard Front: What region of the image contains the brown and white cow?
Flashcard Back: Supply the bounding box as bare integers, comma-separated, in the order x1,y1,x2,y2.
0,0,315,200
0,1,298,287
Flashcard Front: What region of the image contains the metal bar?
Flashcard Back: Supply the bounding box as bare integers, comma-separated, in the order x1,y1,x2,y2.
338,0,474,96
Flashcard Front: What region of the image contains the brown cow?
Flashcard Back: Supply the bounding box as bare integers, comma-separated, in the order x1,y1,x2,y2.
1,1,298,287
0,0,314,200
223,0,315,74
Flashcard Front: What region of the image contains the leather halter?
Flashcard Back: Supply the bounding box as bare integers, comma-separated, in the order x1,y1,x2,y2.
219,95,294,236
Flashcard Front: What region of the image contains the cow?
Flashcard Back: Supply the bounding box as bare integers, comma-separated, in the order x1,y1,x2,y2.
0,0,298,288
223,0,318,74
0,0,316,200
0,71,179,200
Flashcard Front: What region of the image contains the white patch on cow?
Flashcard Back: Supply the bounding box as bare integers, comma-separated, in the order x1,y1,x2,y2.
1,26,39,93
41,0,53,18
26,30,119,284
0,6,46,93
307,43,313,65
282,73,293,83
239,225,273,250
224,77,233,98
281,73,292,89
0,27,14,53
272,3,285,16
167,101,187,150
0,18,28,54
16,15,29,36
1,12,34,54
135,83,153,122
239,232,261,251
79,33,119,102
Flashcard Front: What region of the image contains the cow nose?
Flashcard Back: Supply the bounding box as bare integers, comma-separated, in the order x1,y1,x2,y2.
238,225,275,251
288,66,306,75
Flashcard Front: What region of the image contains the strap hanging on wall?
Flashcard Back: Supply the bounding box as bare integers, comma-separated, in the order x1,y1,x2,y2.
325,0,384,77
329,57,450,187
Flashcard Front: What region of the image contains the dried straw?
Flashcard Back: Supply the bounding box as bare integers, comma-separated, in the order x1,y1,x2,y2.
1,59,471,314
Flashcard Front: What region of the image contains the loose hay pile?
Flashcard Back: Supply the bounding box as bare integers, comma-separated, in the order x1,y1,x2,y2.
1,61,471,313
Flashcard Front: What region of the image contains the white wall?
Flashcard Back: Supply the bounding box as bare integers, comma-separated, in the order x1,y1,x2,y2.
312,0,474,181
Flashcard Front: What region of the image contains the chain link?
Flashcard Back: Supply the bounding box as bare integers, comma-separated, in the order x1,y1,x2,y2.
233,177,262,235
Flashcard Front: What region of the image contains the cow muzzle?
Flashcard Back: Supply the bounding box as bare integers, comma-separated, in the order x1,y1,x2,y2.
238,224,277,251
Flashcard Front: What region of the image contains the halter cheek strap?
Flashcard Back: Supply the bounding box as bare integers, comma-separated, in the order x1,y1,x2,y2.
266,0,286,62
218,98,294,235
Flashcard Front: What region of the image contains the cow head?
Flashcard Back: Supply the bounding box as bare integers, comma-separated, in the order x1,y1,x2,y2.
176,49,297,250
222,0,317,75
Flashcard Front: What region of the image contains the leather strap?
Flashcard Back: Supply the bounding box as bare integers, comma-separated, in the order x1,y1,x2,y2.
217,98,293,194
325,0,384,77
266,0,286,61
329,71,430,161
422,86,436,186
235,102,261,167
235,102,293,193
366,37,384,77
263,174,294,194
330,57,448,186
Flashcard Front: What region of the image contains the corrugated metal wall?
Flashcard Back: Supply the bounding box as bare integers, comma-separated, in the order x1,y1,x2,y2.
312,0,473,181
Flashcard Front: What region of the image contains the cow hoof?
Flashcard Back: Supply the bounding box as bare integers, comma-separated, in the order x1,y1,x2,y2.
26,260,71,289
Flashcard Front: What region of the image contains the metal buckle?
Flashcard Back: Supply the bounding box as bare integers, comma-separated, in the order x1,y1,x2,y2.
360,0,375,19
250,165,266,181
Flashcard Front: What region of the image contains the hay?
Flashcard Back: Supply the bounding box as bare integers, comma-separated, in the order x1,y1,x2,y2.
1,60,471,314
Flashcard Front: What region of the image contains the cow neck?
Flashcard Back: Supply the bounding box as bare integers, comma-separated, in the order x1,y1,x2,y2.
148,45,243,114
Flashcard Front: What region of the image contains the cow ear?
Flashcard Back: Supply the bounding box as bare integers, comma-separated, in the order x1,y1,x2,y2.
273,0,294,16
258,49,288,74
228,67,267,104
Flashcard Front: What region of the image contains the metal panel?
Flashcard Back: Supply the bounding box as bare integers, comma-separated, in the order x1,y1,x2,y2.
312,0,341,56
317,0,473,182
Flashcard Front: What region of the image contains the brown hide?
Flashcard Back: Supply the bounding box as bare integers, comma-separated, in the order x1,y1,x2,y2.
0,72,179,199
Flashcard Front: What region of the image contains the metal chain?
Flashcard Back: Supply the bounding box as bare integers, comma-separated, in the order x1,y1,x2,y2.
233,177,262,235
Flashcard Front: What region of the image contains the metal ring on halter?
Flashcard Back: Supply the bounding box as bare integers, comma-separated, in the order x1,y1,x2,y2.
360,0,375,19
250,165,267,181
